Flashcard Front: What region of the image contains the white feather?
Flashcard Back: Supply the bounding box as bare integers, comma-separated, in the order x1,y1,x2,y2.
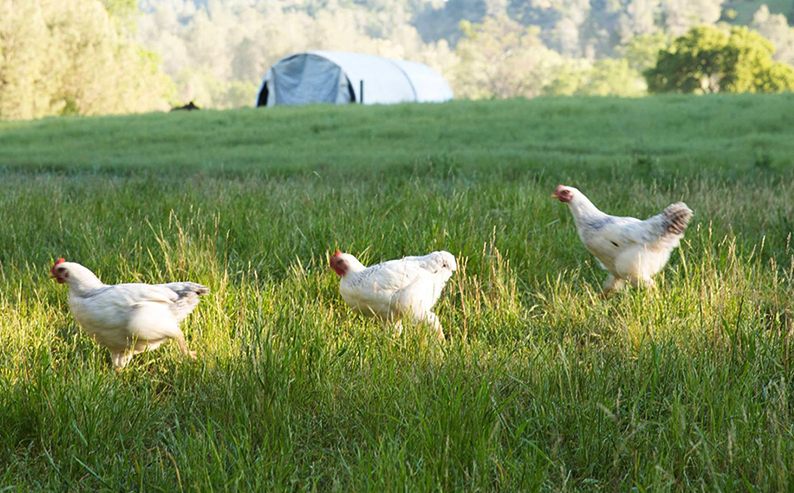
55,261,208,368
334,251,456,339
556,186,691,292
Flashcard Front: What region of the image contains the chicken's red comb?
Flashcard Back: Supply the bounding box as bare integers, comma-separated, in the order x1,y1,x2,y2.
333,249,342,256
51,258,66,278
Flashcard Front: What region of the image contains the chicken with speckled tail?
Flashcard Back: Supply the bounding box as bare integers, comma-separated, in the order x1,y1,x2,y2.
329,250,456,340
51,259,209,369
552,185,692,295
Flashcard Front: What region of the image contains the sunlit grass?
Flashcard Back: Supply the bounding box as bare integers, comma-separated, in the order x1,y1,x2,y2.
1,96,794,491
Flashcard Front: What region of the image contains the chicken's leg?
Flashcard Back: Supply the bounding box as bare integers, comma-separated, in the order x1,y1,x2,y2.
600,275,625,297
111,351,134,369
174,333,197,359
629,277,656,290
420,312,446,341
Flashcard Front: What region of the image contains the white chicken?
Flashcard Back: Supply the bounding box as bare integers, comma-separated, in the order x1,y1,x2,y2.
552,185,692,294
51,259,208,369
329,250,457,340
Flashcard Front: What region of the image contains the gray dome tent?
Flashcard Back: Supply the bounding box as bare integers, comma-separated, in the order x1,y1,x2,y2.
256,51,453,107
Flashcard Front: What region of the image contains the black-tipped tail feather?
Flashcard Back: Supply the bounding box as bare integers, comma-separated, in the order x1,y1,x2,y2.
662,202,692,236
159,282,210,298
158,282,210,322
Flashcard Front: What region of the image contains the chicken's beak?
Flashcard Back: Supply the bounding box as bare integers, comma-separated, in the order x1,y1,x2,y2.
551,192,559,199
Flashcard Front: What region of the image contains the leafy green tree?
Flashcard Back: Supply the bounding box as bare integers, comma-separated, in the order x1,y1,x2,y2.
101,0,138,32
453,16,564,99
545,58,646,97
645,25,794,93
543,59,590,96
0,0,56,119
0,0,172,120
580,58,646,96
623,32,670,72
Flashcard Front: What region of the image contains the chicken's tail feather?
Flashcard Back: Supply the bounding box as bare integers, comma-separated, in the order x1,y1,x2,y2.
662,202,692,236
187,283,210,296
160,282,209,322
160,282,209,297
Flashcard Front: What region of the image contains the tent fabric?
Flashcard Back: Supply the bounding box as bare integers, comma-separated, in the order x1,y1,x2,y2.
271,54,343,105
390,58,454,102
256,51,453,107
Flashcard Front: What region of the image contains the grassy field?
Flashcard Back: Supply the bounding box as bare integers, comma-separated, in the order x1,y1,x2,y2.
1,95,794,491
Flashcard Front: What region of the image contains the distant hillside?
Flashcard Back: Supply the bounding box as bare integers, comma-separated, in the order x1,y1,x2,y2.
141,0,794,48
723,0,793,24
128,1,794,108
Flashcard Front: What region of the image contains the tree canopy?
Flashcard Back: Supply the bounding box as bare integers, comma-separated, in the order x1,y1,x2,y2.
0,0,172,120
645,25,794,94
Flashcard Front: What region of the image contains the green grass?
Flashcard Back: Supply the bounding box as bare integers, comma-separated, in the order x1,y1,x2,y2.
1,95,794,491
1,94,793,175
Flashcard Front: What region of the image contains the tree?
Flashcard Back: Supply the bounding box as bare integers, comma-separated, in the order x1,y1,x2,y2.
543,58,590,96
660,0,724,35
645,25,794,93
0,0,56,119
645,26,729,93
752,5,794,66
413,0,487,46
452,15,564,99
101,0,138,32
721,26,794,92
622,32,670,72
0,0,172,120
544,58,646,97
579,58,646,96
623,0,658,38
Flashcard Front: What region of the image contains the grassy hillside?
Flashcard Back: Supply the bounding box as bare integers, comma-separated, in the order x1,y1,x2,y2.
1,96,794,491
